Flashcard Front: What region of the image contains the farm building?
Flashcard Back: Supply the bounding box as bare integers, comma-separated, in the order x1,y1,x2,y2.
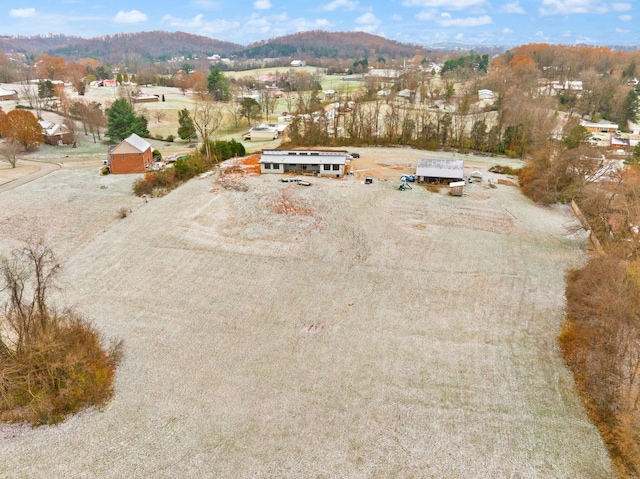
0,86,18,101
39,120,74,145
132,92,160,103
244,123,287,142
107,133,153,174
259,150,348,177
415,158,464,184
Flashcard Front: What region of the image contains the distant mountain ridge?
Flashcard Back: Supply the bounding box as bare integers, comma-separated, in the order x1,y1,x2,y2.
0,30,457,64
0,31,243,63
237,31,431,60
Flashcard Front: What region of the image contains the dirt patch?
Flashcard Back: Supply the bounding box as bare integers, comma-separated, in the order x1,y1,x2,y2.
498,178,519,187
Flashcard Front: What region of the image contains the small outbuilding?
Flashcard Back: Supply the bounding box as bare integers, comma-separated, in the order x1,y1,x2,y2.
449,181,465,196
415,158,464,184
259,149,348,177
0,86,18,101
107,133,153,174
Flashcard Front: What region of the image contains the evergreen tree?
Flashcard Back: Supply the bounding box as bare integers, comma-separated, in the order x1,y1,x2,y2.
105,98,149,141
177,109,196,140
207,68,230,101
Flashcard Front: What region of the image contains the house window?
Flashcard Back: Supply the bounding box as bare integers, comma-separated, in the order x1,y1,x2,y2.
323,164,330,170
288,152,297,155
264,163,271,169
332,164,340,171
272,163,280,169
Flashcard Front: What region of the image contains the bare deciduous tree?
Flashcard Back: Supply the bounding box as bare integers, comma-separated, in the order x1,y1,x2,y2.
0,140,21,168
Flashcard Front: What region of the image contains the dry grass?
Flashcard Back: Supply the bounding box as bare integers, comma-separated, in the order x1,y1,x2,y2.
0,154,614,478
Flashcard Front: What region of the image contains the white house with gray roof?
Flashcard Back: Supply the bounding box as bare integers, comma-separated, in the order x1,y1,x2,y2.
259,150,348,177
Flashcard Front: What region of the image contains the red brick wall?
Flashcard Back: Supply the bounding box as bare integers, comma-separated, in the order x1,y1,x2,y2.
109,149,152,174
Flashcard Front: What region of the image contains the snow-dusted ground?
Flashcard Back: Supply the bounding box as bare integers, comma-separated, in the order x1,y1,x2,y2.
0,154,613,478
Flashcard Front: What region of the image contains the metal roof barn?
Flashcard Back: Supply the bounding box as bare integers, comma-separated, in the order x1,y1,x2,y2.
415,158,464,184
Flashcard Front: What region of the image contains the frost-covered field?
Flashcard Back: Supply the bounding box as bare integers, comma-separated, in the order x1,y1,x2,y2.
0,157,614,478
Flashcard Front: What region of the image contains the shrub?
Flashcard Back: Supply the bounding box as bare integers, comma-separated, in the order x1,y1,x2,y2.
489,165,522,175
0,241,122,425
165,135,175,142
117,207,130,218
132,177,154,196
100,166,110,175
153,149,162,161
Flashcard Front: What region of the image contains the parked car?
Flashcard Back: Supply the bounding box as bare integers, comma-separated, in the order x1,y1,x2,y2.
400,174,415,182
365,176,373,184
281,177,300,183
298,180,311,186
350,152,360,158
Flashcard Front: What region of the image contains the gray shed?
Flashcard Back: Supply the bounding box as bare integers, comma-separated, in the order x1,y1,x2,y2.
416,158,464,184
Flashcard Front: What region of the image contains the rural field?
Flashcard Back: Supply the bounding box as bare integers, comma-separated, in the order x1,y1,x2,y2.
0,149,614,478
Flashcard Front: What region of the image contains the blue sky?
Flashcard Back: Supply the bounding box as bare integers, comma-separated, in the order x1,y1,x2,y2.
2,1,638,47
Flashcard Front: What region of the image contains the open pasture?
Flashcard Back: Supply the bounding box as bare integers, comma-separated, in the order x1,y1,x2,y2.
0,152,613,478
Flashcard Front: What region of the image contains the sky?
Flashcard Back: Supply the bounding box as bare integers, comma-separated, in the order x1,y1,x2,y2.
2,1,638,48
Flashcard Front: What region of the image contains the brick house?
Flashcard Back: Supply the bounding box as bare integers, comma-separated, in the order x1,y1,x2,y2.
107,133,153,174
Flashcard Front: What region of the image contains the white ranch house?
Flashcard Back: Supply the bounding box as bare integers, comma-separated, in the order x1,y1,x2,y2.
259,150,349,177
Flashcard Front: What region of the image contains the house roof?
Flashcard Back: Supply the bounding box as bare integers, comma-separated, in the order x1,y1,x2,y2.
0,86,17,97
260,149,348,165
416,158,464,179
38,120,70,137
111,133,152,154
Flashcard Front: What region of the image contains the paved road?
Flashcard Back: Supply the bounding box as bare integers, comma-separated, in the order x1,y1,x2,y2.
0,160,60,194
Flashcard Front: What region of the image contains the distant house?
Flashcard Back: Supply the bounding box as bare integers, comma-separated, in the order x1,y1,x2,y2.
107,133,153,174
243,123,282,142
38,120,74,145
259,149,348,177
132,92,160,103
290,60,305,67
415,158,464,184
478,89,494,101
580,120,619,134
366,69,401,80
0,86,18,101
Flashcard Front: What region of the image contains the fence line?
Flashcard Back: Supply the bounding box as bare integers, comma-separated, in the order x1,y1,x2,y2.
571,199,606,256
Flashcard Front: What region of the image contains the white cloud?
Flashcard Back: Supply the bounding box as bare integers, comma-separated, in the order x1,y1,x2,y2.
402,0,486,9
501,2,525,14
616,28,630,33
390,14,402,21
354,12,381,33
253,0,272,10
575,35,596,44
539,0,608,15
618,14,632,21
416,10,435,20
10,8,37,18
320,0,358,11
438,14,493,27
612,3,631,11
161,14,205,28
503,27,513,34
191,0,222,9
113,10,148,24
